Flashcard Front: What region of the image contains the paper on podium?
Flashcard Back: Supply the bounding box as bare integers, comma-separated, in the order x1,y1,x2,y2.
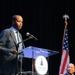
23,46,59,59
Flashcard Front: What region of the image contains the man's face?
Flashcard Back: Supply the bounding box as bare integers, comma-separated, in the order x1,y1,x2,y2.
67,64,75,74
12,16,23,30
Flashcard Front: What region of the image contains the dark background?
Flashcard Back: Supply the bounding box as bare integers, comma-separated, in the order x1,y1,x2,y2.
0,0,75,75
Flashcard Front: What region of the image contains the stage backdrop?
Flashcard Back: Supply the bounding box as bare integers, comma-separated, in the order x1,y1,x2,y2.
0,0,75,75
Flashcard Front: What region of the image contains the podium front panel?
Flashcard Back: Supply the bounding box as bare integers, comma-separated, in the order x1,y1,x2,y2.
22,46,59,75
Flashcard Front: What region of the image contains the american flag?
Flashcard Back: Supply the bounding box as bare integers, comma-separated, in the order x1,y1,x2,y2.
59,27,70,75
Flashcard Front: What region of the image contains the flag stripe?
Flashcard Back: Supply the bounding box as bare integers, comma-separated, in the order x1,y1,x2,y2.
64,55,69,73
60,50,69,74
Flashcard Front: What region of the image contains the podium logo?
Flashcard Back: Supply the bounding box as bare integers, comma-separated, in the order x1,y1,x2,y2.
40,58,43,66
35,56,48,75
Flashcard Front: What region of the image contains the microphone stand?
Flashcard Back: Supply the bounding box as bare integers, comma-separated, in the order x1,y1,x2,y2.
16,36,34,75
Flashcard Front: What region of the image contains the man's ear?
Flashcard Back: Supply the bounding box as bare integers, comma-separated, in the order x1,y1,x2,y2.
12,20,15,24
66,68,67,71
74,66,75,72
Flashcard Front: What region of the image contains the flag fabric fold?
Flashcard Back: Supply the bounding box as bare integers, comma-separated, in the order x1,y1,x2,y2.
59,26,70,75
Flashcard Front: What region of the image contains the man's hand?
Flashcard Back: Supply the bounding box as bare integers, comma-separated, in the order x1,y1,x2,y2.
10,50,18,54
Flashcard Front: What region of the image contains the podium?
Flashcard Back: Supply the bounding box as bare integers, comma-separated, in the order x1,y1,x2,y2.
22,46,59,75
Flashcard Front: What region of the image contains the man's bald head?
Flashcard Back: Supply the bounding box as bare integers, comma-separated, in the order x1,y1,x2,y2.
66,63,75,74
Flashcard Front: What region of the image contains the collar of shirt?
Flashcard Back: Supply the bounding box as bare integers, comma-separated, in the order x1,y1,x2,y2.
67,73,74,75
11,26,19,33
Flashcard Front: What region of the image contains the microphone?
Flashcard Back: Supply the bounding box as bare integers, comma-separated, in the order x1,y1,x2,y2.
26,32,38,41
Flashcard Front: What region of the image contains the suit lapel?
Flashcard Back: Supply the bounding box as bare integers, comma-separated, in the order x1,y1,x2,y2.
9,28,17,45
9,27,25,49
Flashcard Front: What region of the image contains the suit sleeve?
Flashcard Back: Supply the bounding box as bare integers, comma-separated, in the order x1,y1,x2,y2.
0,30,10,55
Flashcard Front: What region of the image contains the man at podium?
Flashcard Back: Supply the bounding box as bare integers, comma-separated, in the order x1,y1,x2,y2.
0,15,25,75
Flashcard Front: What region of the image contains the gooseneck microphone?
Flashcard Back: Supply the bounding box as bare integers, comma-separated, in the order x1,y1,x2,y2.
26,32,38,41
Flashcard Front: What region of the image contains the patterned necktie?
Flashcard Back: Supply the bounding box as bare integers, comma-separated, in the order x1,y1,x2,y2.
16,31,22,53
16,31,23,61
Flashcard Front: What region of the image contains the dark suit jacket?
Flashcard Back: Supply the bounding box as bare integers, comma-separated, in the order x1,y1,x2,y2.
64,73,69,75
0,27,25,74
64,73,74,75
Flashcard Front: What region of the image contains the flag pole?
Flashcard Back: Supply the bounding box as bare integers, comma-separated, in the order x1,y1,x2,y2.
62,14,69,43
